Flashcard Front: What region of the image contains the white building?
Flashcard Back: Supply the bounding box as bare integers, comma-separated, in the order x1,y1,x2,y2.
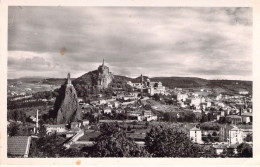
241,113,252,124
148,81,166,96
104,108,112,114
229,126,243,145
129,78,166,96
190,127,203,144
44,124,66,135
81,119,90,126
186,97,201,106
239,90,249,95
216,94,222,101
99,100,107,105
177,93,188,101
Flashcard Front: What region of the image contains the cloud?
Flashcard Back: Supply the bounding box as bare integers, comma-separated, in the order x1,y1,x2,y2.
8,7,252,80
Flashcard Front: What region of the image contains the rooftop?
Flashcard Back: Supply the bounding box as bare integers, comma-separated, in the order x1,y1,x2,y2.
8,136,31,157
241,112,252,117
190,127,200,131
230,126,239,131
44,124,66,127
226,115,242,119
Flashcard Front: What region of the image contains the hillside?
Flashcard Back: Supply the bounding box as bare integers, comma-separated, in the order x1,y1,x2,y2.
150,77,208,89
129,76,252,93
206,80,252,93
9,73,252,97
40,78,71,85
8,77,44,84
72,70,99,86
71,71,132,97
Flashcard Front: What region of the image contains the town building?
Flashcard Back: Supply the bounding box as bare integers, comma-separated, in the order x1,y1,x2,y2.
212,143,227,155
177,93,188,101
127,76,166,96
71,122,81,129
239,90,249,95
241,112,252,124
103,107,112,114
189,127,203,144
81,119,90,126
226,115,242,125
229,126,243,145
7,136,31,157
44,124,67,135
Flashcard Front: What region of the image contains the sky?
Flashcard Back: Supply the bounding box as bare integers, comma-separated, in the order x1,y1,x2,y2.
8,7,252,80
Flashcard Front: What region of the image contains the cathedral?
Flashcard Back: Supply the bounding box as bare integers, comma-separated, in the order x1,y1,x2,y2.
127,74,166,96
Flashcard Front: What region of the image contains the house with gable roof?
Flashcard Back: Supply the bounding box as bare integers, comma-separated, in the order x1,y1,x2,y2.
8,136,31,157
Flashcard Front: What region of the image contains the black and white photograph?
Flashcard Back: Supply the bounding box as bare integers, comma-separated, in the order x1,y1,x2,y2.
5,6,254,159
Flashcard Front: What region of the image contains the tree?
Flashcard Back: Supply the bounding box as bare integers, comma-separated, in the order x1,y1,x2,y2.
207,112,214,121
200,113,208,123
244,134,252,142
153,94,160,101
29,133,84,157
145,126,203,157
212,131,217,136
7,123,20,136
163,112,178,122
7,110,27,123
38,124,47,138
237,143,253,157
225,148,235,157
89,123,150,157
127,126,132,131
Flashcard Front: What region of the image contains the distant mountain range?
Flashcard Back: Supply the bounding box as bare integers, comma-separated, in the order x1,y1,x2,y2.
120,75,252,93
8,73,252,94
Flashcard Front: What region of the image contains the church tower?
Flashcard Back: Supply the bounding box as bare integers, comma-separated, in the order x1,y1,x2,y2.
67,72,72,85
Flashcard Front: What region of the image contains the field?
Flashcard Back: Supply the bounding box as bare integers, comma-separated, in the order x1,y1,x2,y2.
8,82,60,94
8,104,53,118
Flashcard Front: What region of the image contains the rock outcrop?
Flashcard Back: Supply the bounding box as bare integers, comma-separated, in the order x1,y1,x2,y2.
97,59,113,89
54,73,82,124
72,59,114,92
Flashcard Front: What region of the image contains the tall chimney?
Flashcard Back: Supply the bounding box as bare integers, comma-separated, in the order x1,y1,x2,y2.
35,109,39,134
140,74,143,93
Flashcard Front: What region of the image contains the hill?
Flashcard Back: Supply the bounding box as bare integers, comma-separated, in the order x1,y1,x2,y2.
72,71,132,97
40,78,71,85
9,73,252,97
72,71,252,96
8,77,44,84
149,77,208,89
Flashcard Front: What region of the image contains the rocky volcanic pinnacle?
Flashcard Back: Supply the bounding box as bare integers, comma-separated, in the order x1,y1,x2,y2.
97,59,113,89
54,73,82,124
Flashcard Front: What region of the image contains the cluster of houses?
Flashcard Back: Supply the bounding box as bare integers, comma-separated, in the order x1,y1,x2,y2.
189,123,252,155
173,87,253,124
78,92,158,122
173,86,253,155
